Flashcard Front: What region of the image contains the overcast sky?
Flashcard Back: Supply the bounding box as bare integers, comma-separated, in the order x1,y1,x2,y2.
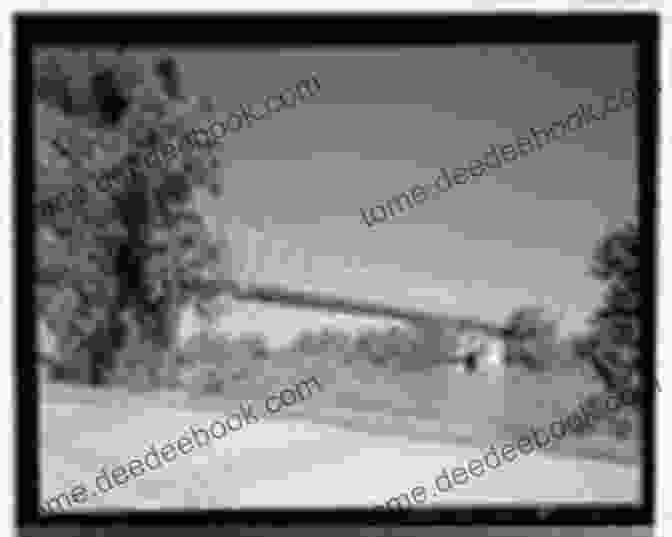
138,46,636,345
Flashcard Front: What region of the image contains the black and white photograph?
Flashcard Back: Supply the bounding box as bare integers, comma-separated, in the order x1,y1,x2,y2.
16,13,657,537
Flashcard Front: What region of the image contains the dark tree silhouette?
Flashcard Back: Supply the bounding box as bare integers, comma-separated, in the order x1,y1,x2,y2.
90,69,129,127
577,220,641,402
36,49,227,386
155,56,182,99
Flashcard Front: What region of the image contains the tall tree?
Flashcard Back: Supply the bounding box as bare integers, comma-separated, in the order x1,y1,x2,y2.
35,49,229,386
577,220,641,400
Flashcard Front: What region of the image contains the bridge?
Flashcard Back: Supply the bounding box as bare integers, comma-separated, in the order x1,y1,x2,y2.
200,218,506,365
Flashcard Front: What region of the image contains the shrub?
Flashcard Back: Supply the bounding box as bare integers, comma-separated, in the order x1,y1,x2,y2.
503,306,560,371
178,331,265,397
608,413,635,440
291,328,351,356
291,330,317,354
109,340,165,391
355,330,387,367
182,332,232,366
179,362,226,397
237,333,269,361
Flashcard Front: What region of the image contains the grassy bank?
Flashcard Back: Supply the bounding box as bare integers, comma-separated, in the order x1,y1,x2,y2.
41,347,641,466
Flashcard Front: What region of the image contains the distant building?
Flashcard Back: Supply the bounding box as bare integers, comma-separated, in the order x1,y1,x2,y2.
407,318,507,376
454,328,506,378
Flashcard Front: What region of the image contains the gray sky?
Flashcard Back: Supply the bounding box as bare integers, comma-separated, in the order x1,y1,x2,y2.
136,46,637,343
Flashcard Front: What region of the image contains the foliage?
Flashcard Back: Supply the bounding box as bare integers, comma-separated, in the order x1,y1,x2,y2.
290,329,321,354
110,340,162,391
290,327,352,356
504,306,557,340
353,329,387,366
286,325,419,369
286,325,423,369
503,306,559,371
237,333,270,361
350,326,417,368
35,49,229,387
577,220,641,401
179,331,268,389
177,331,274,396
179,362,228,397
